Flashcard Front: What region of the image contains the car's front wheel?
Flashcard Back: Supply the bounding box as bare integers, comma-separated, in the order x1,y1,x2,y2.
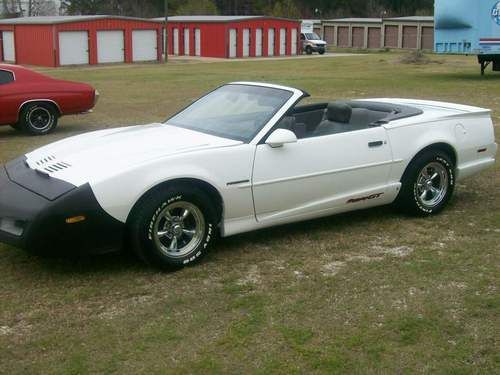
396,150,455,215
129,185,217,269
19,102,59,135
305,46,313,55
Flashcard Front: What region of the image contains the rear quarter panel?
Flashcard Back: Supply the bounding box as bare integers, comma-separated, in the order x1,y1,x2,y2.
387,112,496,182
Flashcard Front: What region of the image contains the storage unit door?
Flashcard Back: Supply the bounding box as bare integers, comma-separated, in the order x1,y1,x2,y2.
402,26,417,49
367,27,381,49
132,30,157,61
279,28,286,55
291,28,297,55
268,28,275,56
421,26,434,50
255,28,263,56
229,28,237,58
194,28,201,56
352,27,364,48
337,26,349,47
243,28,250,57
384,25,399,48
324,26,335,44
2,31,15,62
183,28,190,55
97,30,124,63
173,28,179,55
59,31,89,65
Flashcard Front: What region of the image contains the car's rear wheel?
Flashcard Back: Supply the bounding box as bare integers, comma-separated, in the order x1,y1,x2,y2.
305,46,313,55
396,150,455,215
19,102,59,135
129,185,217,269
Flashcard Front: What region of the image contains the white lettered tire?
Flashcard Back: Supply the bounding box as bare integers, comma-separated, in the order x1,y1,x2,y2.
129,185,217,269
396,150,455,215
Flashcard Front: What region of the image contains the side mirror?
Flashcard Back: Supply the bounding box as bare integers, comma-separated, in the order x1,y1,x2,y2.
265,129,298,148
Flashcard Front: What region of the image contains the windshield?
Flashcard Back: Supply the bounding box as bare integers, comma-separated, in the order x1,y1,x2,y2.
305,33,321,41
167,84,294,142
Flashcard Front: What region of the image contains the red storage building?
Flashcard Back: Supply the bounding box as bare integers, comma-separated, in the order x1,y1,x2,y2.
0,15,163,67
154,16,301,58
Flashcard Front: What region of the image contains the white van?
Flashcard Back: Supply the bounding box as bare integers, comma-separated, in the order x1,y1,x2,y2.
301,21,327,55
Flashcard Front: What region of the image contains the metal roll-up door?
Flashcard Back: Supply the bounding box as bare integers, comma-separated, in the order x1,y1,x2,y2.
97,31,124,63
268,28,275,56
255,28,263,57
291,28,297,55
243,28,250,57
183,28,190,56
2,31,15,62
384,25,398,48
229,28,237,58
367,27,381,49
132,30,157,61
337,26,349,47
352,27,364,48
195,28,201,56
279,28,286,55
421,26,434,50
173,28,179,55
402,26,417,49
59,31,89,65
324,26,335,44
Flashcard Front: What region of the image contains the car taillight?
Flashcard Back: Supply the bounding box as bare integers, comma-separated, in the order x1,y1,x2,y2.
94,90,100,106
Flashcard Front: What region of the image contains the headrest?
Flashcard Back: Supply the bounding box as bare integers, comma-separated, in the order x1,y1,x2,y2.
326,102,352,123
279,116,296,129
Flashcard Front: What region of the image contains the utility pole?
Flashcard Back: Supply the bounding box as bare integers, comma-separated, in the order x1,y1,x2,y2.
164,0,168,63
28,0,32,16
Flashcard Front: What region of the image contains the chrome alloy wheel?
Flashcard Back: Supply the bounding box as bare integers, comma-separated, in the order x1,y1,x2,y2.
415,162,448,208
152,201,205,257
28,107,52,131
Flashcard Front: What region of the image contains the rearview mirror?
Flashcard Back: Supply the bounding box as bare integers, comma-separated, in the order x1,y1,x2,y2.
265,129,297,148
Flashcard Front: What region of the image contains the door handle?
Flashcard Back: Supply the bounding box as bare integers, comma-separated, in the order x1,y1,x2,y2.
368,141,384,148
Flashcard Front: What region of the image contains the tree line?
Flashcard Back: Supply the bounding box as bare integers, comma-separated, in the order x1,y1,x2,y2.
2,0,434,19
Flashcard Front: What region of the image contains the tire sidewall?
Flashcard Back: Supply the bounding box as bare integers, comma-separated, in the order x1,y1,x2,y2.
133,188,217,269
21,103,58,135
401,151,455,215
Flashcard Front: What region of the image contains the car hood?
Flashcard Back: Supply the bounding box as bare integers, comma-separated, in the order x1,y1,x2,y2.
24,123,242,187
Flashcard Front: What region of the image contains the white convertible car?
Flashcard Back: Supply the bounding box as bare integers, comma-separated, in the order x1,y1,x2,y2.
0,82,496,268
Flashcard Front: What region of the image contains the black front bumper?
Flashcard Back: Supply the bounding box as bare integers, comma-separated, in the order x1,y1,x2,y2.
0,158,125,255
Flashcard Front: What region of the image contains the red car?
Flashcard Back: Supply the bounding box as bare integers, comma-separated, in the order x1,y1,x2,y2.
0,64,98,135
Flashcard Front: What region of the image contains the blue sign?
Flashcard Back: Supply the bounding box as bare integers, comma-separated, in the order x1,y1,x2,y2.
492,1,500,25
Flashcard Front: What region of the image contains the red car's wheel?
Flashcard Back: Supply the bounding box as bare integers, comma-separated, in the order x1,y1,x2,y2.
19,102,59,136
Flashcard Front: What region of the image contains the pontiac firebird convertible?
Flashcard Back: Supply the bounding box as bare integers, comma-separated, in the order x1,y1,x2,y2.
0,82,497,268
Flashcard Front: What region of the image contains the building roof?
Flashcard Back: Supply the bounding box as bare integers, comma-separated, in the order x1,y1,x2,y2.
384,16,434,22
0,15,160,25
325,18,382,24
151,15,298,23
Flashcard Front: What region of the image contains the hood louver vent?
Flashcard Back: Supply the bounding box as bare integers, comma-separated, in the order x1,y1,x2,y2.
33,155,71,174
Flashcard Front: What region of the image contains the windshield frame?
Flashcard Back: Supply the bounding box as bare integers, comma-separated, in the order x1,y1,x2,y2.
164,83,303,144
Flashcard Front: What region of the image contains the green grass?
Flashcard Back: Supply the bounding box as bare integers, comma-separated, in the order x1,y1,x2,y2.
0,52,499,374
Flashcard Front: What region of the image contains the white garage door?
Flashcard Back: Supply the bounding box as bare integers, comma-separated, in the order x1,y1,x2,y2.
184,28,190,56
173,28,179,55
132,30,157,62
280,28,286,56
291,29,297,55
255,28,263,57
268,28,275,56
243,28,250,57
195,29,201,56
229,29,237,58
59,31,89,65
2,31,15,62
97,31,124,63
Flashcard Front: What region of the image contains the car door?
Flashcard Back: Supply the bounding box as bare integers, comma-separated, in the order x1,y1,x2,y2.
252,127,394,223
0,69,18,125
